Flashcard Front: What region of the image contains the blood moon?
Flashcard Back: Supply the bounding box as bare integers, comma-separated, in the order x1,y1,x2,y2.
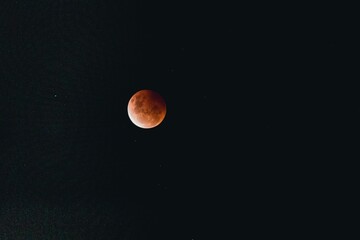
127,89,166,129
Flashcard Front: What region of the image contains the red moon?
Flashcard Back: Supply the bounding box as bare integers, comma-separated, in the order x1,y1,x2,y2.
127,89,167,129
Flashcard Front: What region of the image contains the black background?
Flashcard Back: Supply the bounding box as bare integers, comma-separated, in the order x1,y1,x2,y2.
0,0,352,239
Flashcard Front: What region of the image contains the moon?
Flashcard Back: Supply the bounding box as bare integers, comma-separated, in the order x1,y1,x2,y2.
127,89,167,129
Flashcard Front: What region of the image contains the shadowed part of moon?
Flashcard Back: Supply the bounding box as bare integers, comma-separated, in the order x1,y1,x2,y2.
127,89,166,129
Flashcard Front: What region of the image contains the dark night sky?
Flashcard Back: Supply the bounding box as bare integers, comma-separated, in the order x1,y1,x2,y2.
0,0,351,239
